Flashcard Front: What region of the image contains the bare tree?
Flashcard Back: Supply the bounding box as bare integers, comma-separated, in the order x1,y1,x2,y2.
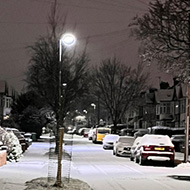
26,1,90,152
91,57,148,132
129,0,190,82
129,0,190,162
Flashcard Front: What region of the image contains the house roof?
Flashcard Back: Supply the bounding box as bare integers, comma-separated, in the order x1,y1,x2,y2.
155,89,174,103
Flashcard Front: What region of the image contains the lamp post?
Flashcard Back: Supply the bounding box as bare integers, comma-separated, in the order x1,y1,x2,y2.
59,33,76,108
91,103,96,125
55,33,76,188
58,33,76,123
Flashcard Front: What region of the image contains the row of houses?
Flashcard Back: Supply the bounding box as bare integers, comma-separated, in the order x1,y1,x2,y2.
127,78,188,130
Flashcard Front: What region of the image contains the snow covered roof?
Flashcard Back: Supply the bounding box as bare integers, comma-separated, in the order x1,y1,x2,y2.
104,134,119,140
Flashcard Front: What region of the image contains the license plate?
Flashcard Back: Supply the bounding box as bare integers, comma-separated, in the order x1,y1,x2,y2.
124,147,130,151
155,147,165,151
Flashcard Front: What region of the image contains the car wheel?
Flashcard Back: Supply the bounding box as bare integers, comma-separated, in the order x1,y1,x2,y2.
139,155,145,165
115,149,119,156
130,156,134,161
113,150,115,155
92,136,97,143
134,156,139,163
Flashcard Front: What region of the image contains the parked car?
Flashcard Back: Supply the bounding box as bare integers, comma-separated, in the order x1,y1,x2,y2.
107,124,128,135
5,128,28,152
180,140,190,154
171,134,186,152
113,136,135,156
102,134,119,149
120,128,134,136
130,137,142,161
133,134,175,166
92,127,111,143
66,125,76,134
78,127,88,136
88,127,95,140
24,133,33,146
83,128,90,138
134,129,148,138
67,127,76,135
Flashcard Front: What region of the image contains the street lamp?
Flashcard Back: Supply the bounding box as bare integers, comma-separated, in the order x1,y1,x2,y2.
91,103,96,109
91,103,96,125
55,33,76,188
58,33,76,116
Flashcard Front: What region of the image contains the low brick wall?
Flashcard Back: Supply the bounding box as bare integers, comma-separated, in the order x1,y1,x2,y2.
0,150,7,166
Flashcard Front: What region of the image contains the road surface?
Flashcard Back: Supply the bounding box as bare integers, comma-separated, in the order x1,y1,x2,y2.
67,134,190,190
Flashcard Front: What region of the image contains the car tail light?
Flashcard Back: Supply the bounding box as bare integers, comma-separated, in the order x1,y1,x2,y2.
143,145,155,151
165,146,174,152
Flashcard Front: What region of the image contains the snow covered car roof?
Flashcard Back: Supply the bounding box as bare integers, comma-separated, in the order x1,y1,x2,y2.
104,134,119,140
139,134,174,147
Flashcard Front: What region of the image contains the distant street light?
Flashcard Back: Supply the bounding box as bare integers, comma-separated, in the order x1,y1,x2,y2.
83,110,88,114
91,103,96,110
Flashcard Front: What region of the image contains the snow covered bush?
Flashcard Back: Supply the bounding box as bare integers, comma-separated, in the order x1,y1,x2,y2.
0,127,22,162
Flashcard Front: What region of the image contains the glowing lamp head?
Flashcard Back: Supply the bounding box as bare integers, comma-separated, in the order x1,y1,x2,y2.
61,33,76,47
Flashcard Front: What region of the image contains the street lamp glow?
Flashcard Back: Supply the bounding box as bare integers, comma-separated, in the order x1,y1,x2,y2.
91,103,96,109
61,33,76,47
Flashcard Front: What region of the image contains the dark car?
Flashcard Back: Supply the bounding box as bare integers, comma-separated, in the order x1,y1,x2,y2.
171,134,186,152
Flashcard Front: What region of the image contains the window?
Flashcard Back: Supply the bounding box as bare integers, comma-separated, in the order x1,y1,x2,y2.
160,103,171,114
4,97,11,108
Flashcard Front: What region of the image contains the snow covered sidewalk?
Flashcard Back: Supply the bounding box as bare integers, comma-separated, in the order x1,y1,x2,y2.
0,141,92,190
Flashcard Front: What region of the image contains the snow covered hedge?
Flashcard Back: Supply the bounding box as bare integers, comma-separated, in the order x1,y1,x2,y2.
0,127,23,162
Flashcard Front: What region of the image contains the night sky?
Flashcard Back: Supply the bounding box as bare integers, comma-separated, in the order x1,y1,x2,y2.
0,0,173,93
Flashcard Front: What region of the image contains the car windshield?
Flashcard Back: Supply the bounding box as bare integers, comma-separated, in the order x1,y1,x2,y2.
98,129,110,134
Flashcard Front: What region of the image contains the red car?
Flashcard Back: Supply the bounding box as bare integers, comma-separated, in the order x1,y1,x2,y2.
133,134,175,166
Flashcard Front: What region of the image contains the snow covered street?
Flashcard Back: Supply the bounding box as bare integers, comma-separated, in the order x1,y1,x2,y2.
0,134,190,190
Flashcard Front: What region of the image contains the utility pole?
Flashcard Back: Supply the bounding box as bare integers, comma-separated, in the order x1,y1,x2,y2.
184,13,190,163
185,86,190,162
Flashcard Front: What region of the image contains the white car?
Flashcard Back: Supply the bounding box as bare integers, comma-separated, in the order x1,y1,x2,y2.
133,134,175,166
113,136,135,156
88,127,95,140
102,134,119,149
130,137,142,161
